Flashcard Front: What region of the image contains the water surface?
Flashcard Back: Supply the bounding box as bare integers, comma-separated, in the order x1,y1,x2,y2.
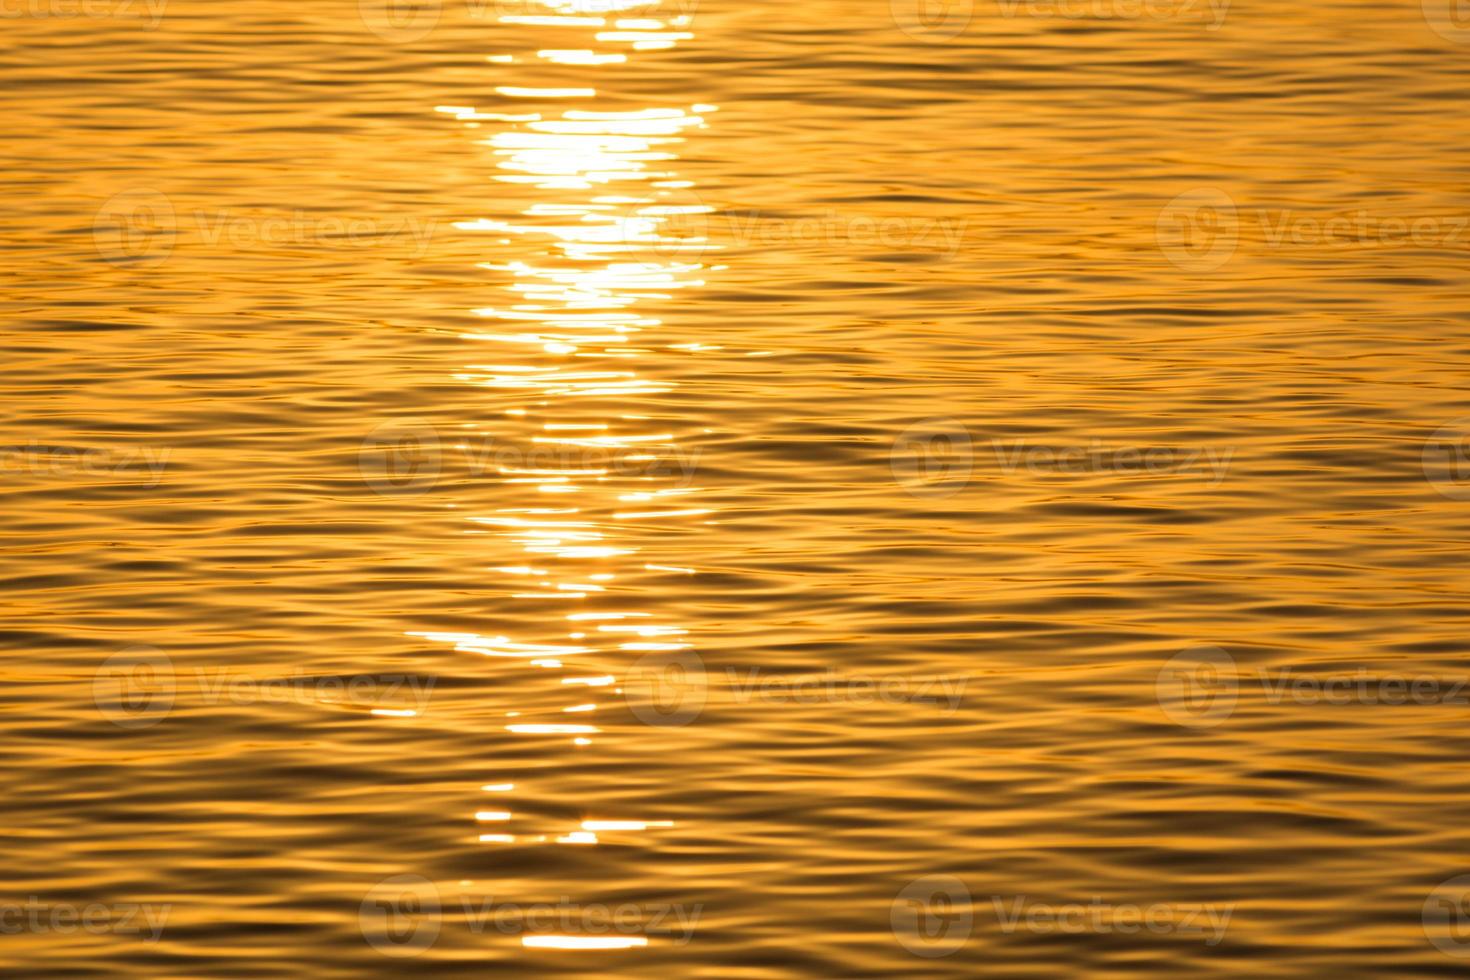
5,0,1470,975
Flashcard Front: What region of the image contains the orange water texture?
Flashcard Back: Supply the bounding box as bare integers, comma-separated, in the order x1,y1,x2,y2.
4,0,1470,976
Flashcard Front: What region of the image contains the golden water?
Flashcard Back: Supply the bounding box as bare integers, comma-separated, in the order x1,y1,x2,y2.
5,0,1470,975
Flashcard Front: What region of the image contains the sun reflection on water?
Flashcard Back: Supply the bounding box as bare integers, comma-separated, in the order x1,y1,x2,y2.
412,0,711,942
